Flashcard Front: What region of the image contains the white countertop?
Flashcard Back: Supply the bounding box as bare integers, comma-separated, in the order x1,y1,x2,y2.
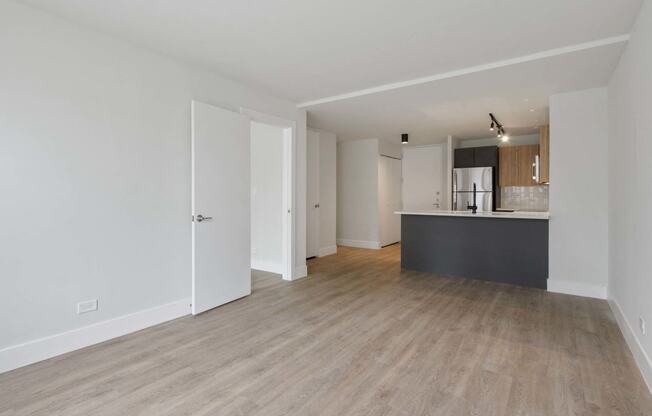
395,210,550,220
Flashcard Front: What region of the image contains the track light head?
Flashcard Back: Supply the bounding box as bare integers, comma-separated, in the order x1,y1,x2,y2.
401,133,408,144
490,121,494,131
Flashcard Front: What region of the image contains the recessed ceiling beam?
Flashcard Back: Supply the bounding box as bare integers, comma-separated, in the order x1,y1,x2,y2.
297,34,629,108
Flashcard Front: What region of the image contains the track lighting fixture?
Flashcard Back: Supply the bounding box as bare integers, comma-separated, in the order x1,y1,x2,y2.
489,114,508,142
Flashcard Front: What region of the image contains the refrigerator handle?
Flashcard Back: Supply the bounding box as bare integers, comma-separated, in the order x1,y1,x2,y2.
452,170,457,210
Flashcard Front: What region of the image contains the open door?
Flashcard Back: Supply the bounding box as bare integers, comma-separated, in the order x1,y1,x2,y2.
379,156,402,247
191,101,251,315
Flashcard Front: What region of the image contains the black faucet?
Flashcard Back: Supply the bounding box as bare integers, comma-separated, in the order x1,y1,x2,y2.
467,183,478,214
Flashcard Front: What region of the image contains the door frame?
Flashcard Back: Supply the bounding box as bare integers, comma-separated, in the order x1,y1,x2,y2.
241,108,296,281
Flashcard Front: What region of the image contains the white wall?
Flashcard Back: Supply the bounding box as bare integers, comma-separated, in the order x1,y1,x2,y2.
250,122,284,273
0,0,307,368
318,131,337,256
548,88,609,298
378,138,402,159
336,139,380,248
607,0,652,391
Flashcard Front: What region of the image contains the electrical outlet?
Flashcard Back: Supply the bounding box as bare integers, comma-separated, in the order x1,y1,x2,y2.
639,317,646,335
77,299,98,314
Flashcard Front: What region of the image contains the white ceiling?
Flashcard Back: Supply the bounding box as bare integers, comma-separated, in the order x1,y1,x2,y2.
18,0,642,102
307,40,626,144
18,0,643,144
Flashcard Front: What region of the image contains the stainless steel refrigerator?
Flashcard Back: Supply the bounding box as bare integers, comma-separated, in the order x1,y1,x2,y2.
452,167,494,212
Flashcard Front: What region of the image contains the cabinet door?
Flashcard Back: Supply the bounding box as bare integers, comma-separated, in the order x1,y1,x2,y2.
474,146,498,167
498,146,518,186
517,145,539,186
539,125,550,183
454,148,474,168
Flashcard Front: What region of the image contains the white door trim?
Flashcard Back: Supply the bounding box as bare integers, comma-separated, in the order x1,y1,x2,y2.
240,108,296,281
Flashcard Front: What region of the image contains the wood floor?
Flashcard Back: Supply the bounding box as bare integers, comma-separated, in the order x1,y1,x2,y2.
1,245,651,415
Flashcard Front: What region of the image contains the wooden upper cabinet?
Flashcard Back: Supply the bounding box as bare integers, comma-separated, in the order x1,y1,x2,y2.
539,125,550,183
517,144,540,186
499,144,540,187
498,146,517,186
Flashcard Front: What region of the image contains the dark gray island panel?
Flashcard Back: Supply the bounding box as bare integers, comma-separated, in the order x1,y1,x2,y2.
401,214,548,289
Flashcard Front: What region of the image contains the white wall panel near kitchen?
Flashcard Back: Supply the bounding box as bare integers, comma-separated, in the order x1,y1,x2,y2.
548,88,608,299
607,0,652,392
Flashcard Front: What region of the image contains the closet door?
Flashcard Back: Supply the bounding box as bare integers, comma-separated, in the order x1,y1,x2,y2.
306,130,320,258
379,156,402,247
402,146,444,210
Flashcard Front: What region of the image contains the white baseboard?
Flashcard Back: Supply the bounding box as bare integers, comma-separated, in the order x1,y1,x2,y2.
293,265,308,280
251,259,284,274
608,298,652,394
336,239,381,250
547,279,607,299
318,245,337,257
0,298,190,374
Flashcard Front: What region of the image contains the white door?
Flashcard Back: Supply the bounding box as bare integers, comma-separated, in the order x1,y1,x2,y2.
402,146,444,210
306,130,320,258
379,156,402,247
191,101,251,315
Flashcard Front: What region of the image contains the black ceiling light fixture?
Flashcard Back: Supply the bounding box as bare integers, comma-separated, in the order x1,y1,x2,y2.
489,113,509,142
401,133,409,144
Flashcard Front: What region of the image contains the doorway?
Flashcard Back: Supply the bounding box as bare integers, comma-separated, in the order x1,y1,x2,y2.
243,108,295,283
379,155,402,247
250,121,287,278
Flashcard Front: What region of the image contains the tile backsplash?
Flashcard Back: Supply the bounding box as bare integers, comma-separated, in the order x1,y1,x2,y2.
500,186,549,212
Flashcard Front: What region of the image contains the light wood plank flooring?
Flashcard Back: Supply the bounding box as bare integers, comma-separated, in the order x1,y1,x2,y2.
1,245,651,415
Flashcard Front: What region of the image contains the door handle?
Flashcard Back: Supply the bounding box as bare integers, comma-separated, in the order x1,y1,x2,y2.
195,214,213,222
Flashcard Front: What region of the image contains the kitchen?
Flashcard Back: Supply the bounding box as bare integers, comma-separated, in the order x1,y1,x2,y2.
395,117,551,289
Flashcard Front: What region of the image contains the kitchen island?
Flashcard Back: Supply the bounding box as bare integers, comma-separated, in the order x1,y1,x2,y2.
396,210,549,289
